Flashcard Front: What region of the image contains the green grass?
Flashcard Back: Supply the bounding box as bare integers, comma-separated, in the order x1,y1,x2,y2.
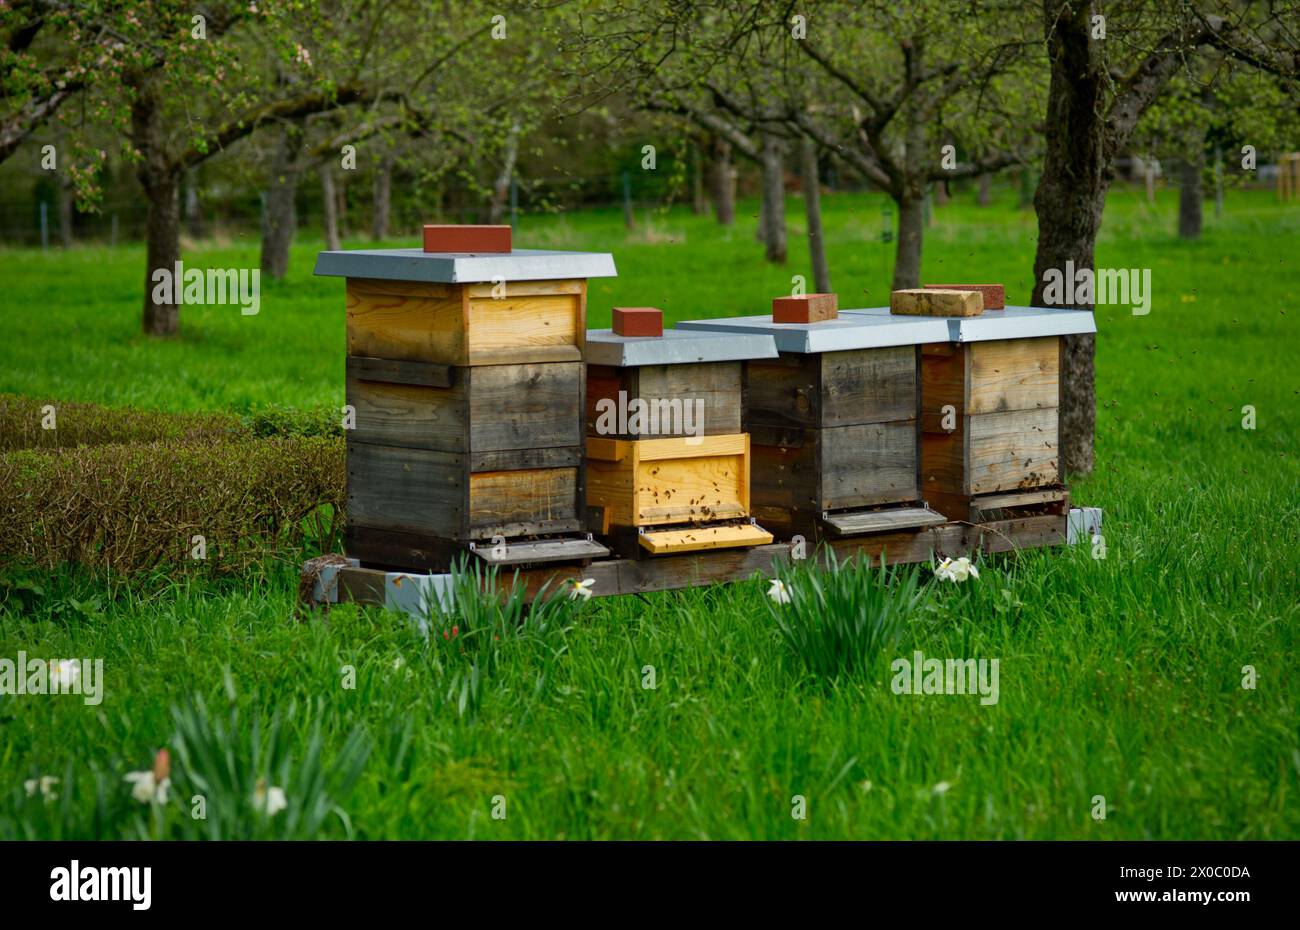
1,186,1298,839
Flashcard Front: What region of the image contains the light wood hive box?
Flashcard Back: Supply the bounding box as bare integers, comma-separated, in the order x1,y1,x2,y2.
921,336,1064,521
583,328,778,556
314,246,617,571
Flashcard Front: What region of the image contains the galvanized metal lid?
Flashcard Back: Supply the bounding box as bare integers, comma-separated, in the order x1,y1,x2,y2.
845,306,1096,342
674,312,950,353
585,328,778,367
313,248,617,283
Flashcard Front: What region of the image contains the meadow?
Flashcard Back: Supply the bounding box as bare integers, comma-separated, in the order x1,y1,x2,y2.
0,186,1296,839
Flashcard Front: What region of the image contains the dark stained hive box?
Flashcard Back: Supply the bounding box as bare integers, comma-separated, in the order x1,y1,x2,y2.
676,313,952,541
314,245,618,571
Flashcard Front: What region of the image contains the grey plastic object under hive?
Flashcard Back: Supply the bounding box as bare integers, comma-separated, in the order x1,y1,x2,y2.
585,328,779,367
674,312,950,353
844,306,1096,342
313,248,617,283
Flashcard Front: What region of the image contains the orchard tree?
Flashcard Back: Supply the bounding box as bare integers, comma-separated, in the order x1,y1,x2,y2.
1027,0,1300,474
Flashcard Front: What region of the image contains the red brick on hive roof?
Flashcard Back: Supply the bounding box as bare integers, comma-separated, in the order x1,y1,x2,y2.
422,224,512,253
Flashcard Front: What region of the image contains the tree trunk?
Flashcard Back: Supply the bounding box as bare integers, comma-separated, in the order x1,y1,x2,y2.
934,179,949,205
184,168,204,240
321,161,340,251
709,136,735,226
759,132,787,263
800,135,831,293
260,121,303,280
372,156,392,240
1029,0,1108,476
691,139,707,214
132,75,182,337
489,121,520,225
337,171,349,237
57,177,73,247
977,172,993,206
892,192,924,289
1178,150,1203,239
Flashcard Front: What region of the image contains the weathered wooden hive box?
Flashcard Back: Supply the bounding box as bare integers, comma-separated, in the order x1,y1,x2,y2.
848,302,1096,522
677,308,951,541
314,234,618,571
583,319,779,556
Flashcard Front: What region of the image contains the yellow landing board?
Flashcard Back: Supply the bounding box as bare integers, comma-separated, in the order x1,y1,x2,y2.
638,523,775,555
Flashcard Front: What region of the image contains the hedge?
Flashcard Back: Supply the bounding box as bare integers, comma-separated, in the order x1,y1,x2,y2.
0,436,346,575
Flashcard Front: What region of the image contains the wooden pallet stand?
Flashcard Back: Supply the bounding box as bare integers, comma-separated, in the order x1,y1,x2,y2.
584,322,779,556
306,508,1100,615
677,304,952,542
315,236,619,572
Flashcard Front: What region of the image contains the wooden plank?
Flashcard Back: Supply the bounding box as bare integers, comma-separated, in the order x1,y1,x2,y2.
346,278,465,364
823,507,948,536
468,467,580,539
346,355,454,388
819,347,917,427
971,487,1068,511
465,291,581,365
746,348,916,429
638,523,775,554
346,441,464,538
967,408,1059,495
968,337,1059,414
467,446,582,472
585,436,631,462
586,363,742,438
635,433,746,461
348,362,581,454
920,342,968,425
329,513,1068,605
464,280,584,298
818,421,918,509
891,288,983,317
470,537,609,565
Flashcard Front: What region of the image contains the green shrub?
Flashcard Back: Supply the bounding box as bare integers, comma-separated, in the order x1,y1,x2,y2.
0,392,242,452
238,403,341,440
0,435,345,575
766,552,929,682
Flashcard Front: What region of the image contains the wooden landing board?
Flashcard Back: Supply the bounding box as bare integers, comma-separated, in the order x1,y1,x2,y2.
469,537,609,566
330,513,1066,607
638,523,775,554
822,507,948,537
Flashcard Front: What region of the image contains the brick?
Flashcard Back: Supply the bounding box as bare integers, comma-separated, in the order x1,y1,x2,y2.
422,224,512,253
924,283,1005,310
772,292,838,324
612,307,663,337
891,288,983,317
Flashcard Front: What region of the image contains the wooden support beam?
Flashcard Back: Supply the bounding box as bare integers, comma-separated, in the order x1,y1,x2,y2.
325,513,1067,608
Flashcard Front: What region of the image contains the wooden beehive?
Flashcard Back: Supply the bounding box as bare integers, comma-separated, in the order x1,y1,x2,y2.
904,304,1096,522
314,243,618,571
583,327,778,556
677,312,951,541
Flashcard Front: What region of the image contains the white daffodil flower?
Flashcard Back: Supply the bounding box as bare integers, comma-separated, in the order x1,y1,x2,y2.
932,780,952,796
53,660,80,691
767,578,792,604
253,779,287,816
125,748,171,804
24,775,60,802
569,578,595,601
124,770,171,804
935,556,979,583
